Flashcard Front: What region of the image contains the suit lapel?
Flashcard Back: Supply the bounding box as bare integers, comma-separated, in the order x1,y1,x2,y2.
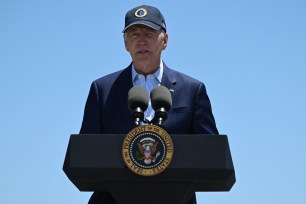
117,64,134,129
161,63,177,105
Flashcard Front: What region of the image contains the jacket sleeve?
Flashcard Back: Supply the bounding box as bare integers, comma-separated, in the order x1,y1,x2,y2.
79,81,102,134
192,82,219,134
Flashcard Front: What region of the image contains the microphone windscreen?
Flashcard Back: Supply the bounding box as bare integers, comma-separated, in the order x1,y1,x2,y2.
150,86,172,111
128,86,149,111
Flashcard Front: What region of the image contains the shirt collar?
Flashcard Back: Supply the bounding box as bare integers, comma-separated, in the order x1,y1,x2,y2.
132,60,164,83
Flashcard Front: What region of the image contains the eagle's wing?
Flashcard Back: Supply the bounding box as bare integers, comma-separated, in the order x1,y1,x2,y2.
152,142,159,154
138,143,144,155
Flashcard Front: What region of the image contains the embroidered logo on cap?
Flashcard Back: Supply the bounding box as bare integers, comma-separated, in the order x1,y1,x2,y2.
135,8,147,18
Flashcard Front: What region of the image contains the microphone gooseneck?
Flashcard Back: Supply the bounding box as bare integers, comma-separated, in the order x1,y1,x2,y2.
150,86,172,125
128,86,149,126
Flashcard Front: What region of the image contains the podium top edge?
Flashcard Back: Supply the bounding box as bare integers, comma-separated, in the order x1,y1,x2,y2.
70,134,227,136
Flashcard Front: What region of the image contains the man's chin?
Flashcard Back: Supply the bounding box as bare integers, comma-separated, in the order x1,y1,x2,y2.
134,56,151,63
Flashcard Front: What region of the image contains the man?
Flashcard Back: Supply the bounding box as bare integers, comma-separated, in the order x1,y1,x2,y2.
80,5,219,204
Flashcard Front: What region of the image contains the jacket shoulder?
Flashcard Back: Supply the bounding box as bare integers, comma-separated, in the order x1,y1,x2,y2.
94,68,128,86
164,65,203,86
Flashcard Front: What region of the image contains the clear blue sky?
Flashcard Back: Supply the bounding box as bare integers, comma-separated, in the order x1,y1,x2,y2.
1,0,305,203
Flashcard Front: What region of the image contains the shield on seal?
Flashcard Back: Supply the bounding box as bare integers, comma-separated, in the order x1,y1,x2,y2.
144,147,151,159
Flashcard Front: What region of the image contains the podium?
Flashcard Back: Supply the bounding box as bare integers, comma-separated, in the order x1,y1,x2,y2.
63,134,235,204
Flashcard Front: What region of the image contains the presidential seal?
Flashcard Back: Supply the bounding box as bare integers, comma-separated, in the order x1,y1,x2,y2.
122,125,174,176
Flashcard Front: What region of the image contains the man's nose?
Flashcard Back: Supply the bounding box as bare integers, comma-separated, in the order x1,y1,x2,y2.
137,35,147,45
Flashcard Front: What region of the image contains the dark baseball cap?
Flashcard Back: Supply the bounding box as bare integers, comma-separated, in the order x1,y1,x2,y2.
123,5,166,32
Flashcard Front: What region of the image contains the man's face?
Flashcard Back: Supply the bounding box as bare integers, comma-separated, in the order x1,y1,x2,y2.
124,24,168,74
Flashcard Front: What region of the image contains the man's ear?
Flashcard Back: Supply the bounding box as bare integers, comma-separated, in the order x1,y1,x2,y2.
162,32,168,50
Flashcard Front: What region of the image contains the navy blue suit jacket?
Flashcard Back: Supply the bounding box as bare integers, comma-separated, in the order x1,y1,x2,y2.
80,62,218,204
80,63,218,135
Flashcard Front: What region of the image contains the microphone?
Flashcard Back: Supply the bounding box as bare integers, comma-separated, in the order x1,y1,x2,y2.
128,86,149,126
150,86,172,125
